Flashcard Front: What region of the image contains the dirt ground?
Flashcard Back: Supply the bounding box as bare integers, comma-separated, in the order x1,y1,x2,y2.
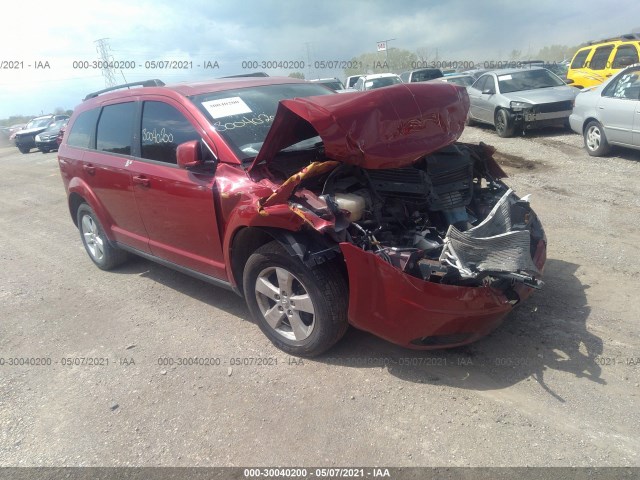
0,123,639,467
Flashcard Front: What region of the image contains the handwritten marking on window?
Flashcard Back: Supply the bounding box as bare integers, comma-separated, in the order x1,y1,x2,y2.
213,114,275,132
142,128,174,144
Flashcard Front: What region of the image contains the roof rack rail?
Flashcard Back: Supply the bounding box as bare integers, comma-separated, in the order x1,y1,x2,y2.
588,33,640,45
83,79,165,101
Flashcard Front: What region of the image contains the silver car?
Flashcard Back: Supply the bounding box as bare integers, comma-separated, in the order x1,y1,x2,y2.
467,67,579,137
569,63,640,156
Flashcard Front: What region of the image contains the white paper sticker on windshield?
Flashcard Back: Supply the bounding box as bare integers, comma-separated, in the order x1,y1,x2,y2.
498,74,512,81
202,97,252,118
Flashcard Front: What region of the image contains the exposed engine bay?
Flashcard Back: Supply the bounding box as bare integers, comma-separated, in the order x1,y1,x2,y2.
267,141,545,291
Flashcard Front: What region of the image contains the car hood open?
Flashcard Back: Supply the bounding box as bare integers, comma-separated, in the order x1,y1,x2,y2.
248,82,469,173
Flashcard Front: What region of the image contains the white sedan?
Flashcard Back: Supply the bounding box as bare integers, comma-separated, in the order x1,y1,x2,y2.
569,63,640,156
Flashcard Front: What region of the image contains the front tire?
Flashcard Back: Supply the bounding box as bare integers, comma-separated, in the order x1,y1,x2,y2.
494,108,515,138
243,241,348,357
77,203,128,270
584,120,611,156
18,146,30,154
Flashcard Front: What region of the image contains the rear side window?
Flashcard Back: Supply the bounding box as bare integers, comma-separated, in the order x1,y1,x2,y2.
603,69,640,99
570,49,590,69
612,44,640,69
67,109,99,149
589,45,614,70
141,101,200,164
96,102,135,155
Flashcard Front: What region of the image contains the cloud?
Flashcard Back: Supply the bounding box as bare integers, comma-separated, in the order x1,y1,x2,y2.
1,0,639,117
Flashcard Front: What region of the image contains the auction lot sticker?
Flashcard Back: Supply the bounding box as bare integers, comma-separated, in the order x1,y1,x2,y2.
202,97,252,118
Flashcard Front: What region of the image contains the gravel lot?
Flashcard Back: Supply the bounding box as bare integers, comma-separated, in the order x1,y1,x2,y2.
0,124,639,467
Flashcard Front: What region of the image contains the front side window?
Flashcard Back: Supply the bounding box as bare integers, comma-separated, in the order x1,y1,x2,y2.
96,102,134,155
141,102,201,164
588,45,614,70
612,45,640,69
472,75,488,92
67,109,99,149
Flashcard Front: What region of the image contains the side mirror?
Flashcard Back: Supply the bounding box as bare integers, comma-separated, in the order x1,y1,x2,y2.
482,88,495,95
177,140,203,169
565,78,574,84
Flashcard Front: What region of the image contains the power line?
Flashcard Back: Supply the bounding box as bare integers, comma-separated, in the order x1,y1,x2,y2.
95,38,117,87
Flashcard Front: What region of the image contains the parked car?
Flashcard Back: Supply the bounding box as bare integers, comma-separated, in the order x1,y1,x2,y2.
58,77,546,356
309,78,345,91
353,73,402,91
466,67,579,137
15,114,69,153
569,63,640,156
520,60,569,82
345,75,363,89
567,33,640,89
461,69,490,80
399,68,444,83
56,126,66,146
35,118,69,153
430,74,475,87
8,124,26,145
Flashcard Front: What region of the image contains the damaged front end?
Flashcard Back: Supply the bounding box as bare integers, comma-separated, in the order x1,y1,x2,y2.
251,84,546,348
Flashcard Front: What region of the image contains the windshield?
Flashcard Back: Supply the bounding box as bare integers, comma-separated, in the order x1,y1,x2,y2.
191,83,333,161
25,117,52,129
446,76,474,87
364,76,401,90
498,69,565,93
44,119,68,132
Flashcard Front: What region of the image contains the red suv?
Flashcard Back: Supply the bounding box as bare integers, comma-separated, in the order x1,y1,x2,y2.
58,77,546,356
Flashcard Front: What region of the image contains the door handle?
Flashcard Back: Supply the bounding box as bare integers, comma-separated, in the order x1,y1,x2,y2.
83,164,95,175
132,175,150,187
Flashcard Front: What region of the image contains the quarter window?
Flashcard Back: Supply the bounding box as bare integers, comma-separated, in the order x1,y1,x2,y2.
141,101,201,164
570,49,590,69
603,70,640,100
96,102,135,155
67,109,99,149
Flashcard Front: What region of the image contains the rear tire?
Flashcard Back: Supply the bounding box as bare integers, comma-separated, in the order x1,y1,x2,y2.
243,241,348,357
584,120,611,156
494,108,515,138
77,203,128,270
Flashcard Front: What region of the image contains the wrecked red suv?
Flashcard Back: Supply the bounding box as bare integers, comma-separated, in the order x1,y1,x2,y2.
58,77,546,356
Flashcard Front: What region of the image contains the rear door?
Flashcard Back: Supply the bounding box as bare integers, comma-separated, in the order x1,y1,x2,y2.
84,102,150,253
129,98,227,279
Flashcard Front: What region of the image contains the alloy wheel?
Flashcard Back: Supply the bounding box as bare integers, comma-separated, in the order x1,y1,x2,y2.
254,267,316,342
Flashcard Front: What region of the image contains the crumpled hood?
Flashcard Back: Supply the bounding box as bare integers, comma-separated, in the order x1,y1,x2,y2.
248,82,469,173
501,86,579,104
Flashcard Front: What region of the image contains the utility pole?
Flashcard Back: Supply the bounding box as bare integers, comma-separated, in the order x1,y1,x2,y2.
305,42,313,79
95,38,117,88
377,38,396,63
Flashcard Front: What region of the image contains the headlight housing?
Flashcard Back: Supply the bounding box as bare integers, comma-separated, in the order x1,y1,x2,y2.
35,134,41,141
510,101,533,111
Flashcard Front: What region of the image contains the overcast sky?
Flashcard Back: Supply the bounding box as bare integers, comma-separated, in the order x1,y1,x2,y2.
0,0,638,118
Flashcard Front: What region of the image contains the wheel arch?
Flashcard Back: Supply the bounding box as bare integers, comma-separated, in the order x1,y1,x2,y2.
582,117,601,133
229,226,342,296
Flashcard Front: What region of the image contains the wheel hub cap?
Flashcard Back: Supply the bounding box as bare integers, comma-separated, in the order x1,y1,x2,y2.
255,267,315,342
